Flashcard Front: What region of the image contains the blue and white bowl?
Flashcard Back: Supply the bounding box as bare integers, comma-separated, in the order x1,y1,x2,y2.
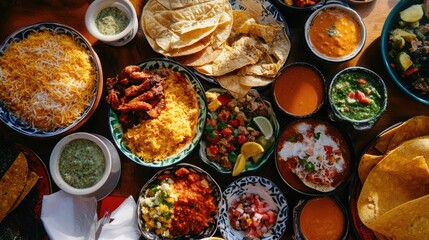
0,22,103,138
218,176,288,240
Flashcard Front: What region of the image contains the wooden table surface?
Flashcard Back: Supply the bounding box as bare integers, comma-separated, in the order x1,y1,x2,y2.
1,0,428,239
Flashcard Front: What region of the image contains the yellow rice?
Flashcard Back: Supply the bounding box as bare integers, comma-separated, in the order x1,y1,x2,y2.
124,69,199,161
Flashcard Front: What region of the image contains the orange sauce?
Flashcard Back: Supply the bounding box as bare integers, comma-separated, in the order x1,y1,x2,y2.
309,9,360,58
274,65,324,116
299,197,345,240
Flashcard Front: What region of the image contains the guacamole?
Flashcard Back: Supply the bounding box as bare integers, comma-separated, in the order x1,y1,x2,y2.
330,71,384,120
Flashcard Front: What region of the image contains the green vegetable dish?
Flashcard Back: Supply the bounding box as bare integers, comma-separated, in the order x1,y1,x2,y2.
330,71,384,121
388,3,429,94
59,139,105,189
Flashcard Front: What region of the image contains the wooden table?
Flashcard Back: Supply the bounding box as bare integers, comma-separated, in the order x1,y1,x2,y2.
1,0,428,239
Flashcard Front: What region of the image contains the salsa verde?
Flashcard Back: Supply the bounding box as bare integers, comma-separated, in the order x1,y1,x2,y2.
59,139,105,189
330,71,383,120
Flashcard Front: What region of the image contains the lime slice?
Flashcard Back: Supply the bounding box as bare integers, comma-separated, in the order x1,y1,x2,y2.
232,154,246,176
399,4,424,23
253,116,273,139
241,141,264,159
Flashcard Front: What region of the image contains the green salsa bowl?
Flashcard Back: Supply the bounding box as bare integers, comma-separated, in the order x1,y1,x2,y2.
328,67,388,130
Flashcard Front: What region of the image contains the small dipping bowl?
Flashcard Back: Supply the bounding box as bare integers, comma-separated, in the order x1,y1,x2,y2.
293,196,349,240
304,4,366,63
273,62,325,118
328,66,388,130
85,0,138,46
50,132,119,199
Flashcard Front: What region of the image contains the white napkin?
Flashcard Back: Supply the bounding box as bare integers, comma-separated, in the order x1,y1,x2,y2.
97,196,141,240
41,190,98,240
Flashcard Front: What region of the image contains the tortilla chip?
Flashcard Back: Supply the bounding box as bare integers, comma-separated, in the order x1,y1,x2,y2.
217,75,252,99
238,64,280,78
270,29,291,64
175,45,223,66
238,75,272,87
387,116,429,152
0,152,28,222
358,154,384,184
357,137,429,229
369,195,429,240
374,125,400,154
194,36,264,76
8,171,39,213
232,10,255,30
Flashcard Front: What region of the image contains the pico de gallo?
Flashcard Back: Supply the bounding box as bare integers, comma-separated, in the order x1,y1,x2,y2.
204,90,270,170
228,193,277,238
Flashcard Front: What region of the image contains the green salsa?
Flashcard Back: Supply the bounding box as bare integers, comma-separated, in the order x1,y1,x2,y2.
59,139,105,189
95,7,130,35
330,71,384,120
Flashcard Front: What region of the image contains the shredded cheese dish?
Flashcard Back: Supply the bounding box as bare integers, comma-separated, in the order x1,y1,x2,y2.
124,70,199,161
0,30,96,131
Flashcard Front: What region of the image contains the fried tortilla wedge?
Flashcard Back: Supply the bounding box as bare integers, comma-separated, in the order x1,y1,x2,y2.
358,137,429,229
194,36,264,76
374,124,400,154
0,152,28,222
217,74,252,99
369,195,429,240
358,154,384,184
8,171,39,213
386,115,429,153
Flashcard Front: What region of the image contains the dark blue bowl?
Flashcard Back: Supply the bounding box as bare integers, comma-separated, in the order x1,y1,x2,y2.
381,0,429,105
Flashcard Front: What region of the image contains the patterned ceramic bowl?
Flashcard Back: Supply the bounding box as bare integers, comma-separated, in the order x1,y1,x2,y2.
218,176,289,240
108,58,207,167
0,22,103,138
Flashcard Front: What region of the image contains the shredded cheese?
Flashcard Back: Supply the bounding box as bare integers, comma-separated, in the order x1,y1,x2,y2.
0,30,97,131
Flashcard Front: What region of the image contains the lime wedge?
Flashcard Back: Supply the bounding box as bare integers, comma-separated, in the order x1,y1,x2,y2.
232,154,246,176
240,141,264,159
253,116,273,139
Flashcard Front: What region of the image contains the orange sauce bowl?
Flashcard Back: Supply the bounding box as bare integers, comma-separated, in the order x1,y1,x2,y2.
293,196,350,240
304,4,366,63
272,62,326,118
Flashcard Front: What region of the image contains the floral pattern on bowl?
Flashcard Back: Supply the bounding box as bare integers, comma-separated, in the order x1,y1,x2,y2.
218,176,288,240
0,22,102,138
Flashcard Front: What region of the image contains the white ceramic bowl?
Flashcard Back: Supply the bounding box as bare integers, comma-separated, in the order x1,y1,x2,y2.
50,132,114,198
85,0,138,46
304,4,366,63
